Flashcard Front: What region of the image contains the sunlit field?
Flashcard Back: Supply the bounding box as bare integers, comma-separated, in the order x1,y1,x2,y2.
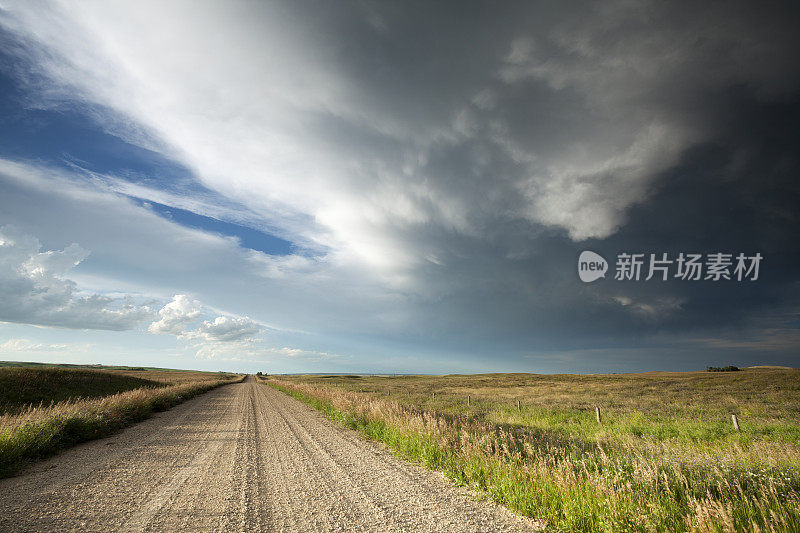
264,368,800,532
0,363,243,477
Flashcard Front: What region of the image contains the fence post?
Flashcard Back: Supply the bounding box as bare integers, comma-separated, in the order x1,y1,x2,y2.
595,406,602,424
467,395,471,406
732,414,740,431
517,400,521,412
432,391,435,400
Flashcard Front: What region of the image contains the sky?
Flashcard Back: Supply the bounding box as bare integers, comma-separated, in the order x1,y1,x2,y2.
0,0,798,374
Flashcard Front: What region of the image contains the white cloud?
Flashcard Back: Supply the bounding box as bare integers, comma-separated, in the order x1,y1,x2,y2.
0,1,487,276
613,295,684,318
148,296,266,358
267,346,338,360
189,316,262,343
188,317,263,360
148,294,202,335
0,338,71,352
519,121,690,240
176,316,338,363
0,225,154,330
0,158,397,340
192,342,340,363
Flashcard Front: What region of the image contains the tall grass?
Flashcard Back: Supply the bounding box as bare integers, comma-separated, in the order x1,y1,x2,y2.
265,377,800,532
0,367,164,414
0,373,244,478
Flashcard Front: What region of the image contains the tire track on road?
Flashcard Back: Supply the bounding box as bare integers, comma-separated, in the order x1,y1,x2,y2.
0,377,546,532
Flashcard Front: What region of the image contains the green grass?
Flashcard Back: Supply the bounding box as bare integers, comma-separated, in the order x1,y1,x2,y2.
0,367,164,414
264,369,800,532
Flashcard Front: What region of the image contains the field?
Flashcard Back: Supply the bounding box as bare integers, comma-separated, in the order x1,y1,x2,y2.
0,367,163,414
0,362,243,477
263,368,800,532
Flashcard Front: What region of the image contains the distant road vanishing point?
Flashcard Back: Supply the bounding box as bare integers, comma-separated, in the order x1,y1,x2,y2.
0,376,543,532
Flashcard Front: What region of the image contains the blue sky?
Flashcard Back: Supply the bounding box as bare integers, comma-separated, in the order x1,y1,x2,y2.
0,1,798,374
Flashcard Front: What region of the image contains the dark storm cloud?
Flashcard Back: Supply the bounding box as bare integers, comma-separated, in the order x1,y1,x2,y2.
1,0,799,370
295,0,800,361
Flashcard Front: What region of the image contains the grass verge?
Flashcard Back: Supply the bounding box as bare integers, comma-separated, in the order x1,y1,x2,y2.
264,377,800,532
0,374,244,478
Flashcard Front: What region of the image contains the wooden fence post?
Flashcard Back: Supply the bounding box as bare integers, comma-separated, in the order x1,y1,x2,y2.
732,414,740,431
595,406,602,424
467,395,471,406
517,400,521,412
432,391,435,400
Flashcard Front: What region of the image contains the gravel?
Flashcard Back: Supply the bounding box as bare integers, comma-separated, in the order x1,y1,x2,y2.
0,377,546,532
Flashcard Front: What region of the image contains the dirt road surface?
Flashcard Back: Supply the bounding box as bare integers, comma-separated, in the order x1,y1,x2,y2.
0,377,545,532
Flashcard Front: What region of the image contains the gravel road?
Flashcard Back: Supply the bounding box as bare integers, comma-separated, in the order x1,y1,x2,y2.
0,376,545,532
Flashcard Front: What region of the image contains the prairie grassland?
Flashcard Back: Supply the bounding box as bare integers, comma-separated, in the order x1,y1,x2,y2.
0,367,164,414
111,367,239,384
0,366,243,477
264,369,800,532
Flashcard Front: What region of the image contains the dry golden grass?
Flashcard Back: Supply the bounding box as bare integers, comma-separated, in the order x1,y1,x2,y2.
288,368,799,421
110,368,236,384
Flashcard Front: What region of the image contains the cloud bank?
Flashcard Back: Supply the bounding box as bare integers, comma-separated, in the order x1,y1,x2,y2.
0,225,154,330
0,1,798,370
3,1,797,261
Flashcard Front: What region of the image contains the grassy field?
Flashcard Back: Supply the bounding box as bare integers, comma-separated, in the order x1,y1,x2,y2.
0,363,243,477
0,367,164,414
263,368,800,532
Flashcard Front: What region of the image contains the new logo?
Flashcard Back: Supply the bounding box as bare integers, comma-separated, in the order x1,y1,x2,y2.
578,251,608,283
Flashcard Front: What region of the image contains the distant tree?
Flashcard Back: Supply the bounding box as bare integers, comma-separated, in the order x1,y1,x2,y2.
706,366,741,372
256,371,263,376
